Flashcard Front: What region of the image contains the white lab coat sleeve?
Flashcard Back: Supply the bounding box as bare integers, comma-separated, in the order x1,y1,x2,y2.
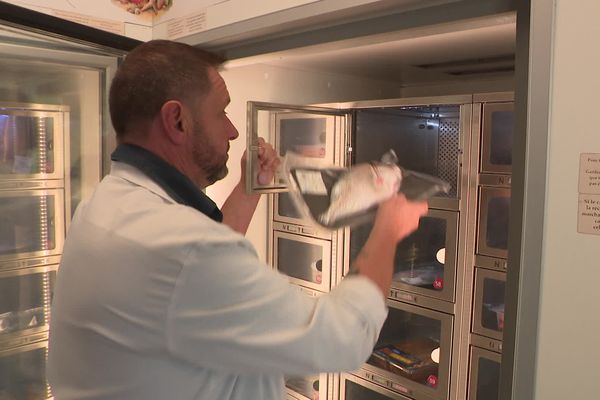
165,237,388,376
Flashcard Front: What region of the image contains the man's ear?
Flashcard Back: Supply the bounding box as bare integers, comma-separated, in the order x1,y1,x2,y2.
160,100,187,145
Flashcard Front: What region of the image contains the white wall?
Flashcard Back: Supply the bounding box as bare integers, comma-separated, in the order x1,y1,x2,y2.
534,0,600,398
207,63,404,261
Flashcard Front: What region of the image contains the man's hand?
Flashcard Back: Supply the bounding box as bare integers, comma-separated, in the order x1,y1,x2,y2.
372,194,429,242
353,195,428,297
224,138,280,234
242,137,280,185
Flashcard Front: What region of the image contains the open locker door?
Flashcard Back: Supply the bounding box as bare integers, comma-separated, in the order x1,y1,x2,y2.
246,101,350,194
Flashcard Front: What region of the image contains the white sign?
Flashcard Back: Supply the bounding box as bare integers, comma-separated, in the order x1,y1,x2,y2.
578,194,600,235
579,153,600,194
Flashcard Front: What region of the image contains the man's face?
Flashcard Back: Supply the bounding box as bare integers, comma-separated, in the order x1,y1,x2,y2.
189,68,238,185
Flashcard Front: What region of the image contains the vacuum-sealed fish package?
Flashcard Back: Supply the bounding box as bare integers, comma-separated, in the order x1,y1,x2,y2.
283,150,450,230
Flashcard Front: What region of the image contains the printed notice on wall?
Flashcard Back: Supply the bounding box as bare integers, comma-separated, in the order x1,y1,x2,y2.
166,10,207,39
578,153,600,235
578,194,600,235
579,153,600,194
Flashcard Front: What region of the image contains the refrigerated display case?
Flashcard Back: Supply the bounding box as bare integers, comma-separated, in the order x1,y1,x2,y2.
1,4,138,398
247,95,477,400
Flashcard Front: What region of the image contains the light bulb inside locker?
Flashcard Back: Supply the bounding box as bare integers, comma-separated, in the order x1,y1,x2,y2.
367,307,441,388
354,106,460,198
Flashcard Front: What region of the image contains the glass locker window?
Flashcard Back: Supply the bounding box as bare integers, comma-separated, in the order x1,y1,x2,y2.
477,187,511,259
481,278,506,333
0,268,56,336
277,192,303,220
0,345,50,400
481,102,514,174
274,231,331,291
364,302,453,399
0,194,57,257
368,311,441,387
246,102,342,193
285,375,320,400
485,197,510,251
345,380,393,400
489,111,513,166
279,117,328,159
349,209,458,302
468,347,501,400
0,115,55,176
475,357,500,400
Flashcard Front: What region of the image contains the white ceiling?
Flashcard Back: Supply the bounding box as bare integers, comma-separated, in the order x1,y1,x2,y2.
226,12,516,85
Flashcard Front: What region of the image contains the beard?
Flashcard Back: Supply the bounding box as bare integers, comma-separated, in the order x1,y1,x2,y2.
191,120,229,186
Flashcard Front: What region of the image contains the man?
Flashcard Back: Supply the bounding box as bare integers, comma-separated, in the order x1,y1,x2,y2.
48,40,428,400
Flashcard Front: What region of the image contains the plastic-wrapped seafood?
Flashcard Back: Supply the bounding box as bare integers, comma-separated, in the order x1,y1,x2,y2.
283,150,450,230
319,162,402,225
